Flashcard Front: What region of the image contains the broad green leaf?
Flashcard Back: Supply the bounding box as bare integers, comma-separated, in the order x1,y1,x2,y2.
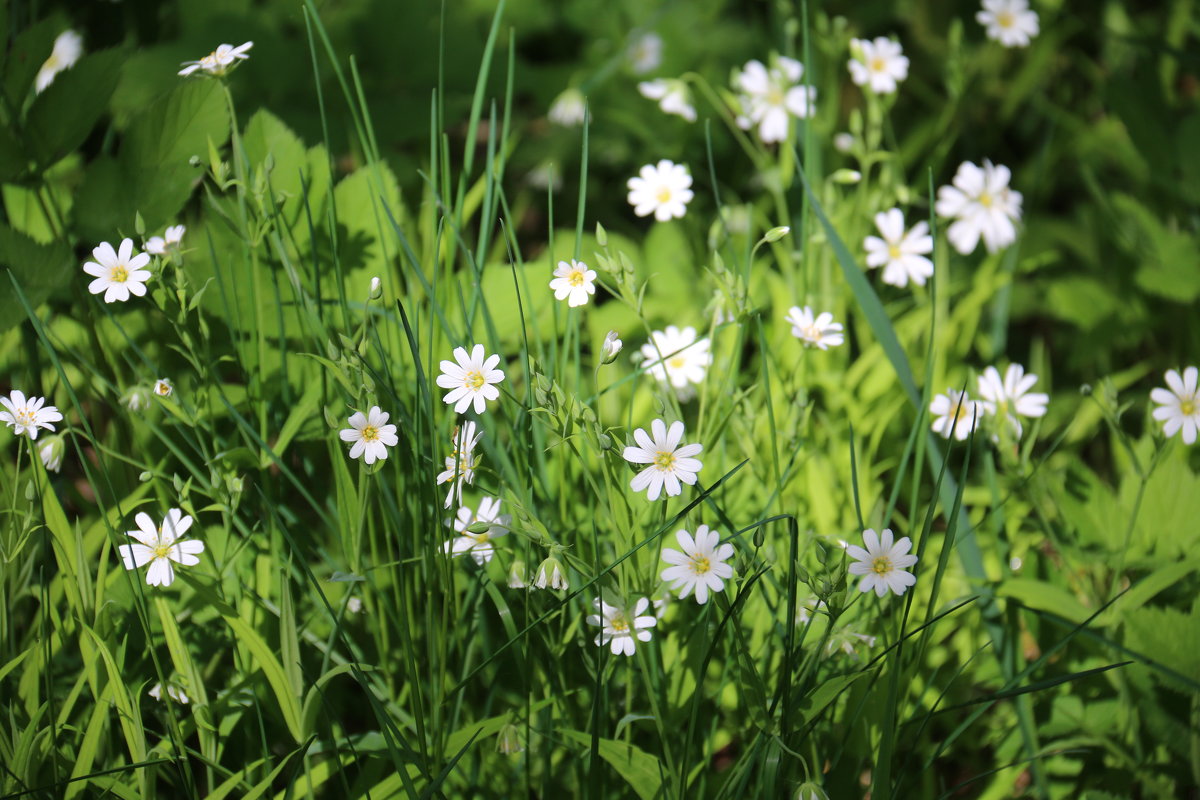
25,48,123,167
997,578,1092,625
222,614,305,743
0,223,74,333
561,729,664,800
3,18,59,104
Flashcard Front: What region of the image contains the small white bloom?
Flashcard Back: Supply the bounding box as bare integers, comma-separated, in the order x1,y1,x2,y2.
1151,366,1200,445
507,560,528,589
1009,556,1023,571
347,596,364,614
863,208,934,288
936,160,1023,255
796,595,827,625
436,421,482,508
124,387,152,412
848,37,909,95
154,378,174,397
339,406,399,465
36,30,83,93
930,389,983,440
549,259,597,307
846,528,918,597
527,161,563,191
627,32,663,74
178,41,253,77
548,88,587,126
118,509,205,588
586,597,657,656
444,497,510,565
826,629,877,657
627,159,694,222
638,79,697,122
976,363,1048,437
497,722,525,755
83,239,152,303
785,306,844,350
145,225,186,256
601,330,623,364
660,525,735,604
436,344,506,414
369,276,382,298
833,132,855,153
977,0,1040,48
148,682,190,704
734,57,816,144
638,326,712,391
38,434,65,472
0,390,62,440
622,419,704,501
534,556,569,590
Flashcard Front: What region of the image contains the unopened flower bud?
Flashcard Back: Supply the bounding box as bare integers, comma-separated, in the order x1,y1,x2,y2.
496,722,524,755
763,225,791,243
601,330,623,364
38,434,65,473
124,386,152,412
831,169,862,184
833,132,854,153
369,276,383,299
534,556,568,590
508,560,528,589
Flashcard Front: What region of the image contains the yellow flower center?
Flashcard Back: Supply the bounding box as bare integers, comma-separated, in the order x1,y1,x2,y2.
766,86,785,106
568,269,585,287
153,542,173,559
996,11,1015,28
802,324,822,342
656,187,673,204
870,56,887,73
44,53,61,70
1182,398,1197,416
691,555,711,575
110,265,129,283
668,356,687,370
610,614,630,633
888,244,902,260
871,556,892,575
653,450,677,471
361,425,379,442
469,531,490,544
15,409,34,425
979,191,993,208
464,371,486,390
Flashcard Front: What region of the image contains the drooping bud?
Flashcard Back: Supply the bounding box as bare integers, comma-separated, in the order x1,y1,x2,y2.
601,330,623,365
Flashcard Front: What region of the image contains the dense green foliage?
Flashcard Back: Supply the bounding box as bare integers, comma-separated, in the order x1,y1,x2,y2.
1,1,1198,798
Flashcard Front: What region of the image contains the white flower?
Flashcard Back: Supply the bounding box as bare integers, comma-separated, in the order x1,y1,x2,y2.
601,330,623,364
549,259,597,307
627,32,663,74
826,629,877,657
847,37,909,95
38,435,65,472
436,421,482,508
660,525,735,604
638,326,712,391
154,378,174,397
548,88,587,126
627,159,694,222
833,132,855,153
124,386,152,412
369,276,382,298
586,597,657,656
622,419,703,501
527,161,563,191
36,30,83,93
117,509,205,588
935,160,1023,255
83,239,152,303
846,528,918,597
796,595,827,625
178,41,253,77
145,225,186,256
976,364,1048,437
534,556,568,590
148,682,190,704
734,57,816,144
863,209,934,288
1151,367,1200,445
0,390,62,440
339,406,399,465
436,344,505,414
930,389,983,440
785,306,844,350
638,79,697,122
347,596,364,614
977,0,1040,48
444,497,510,565
507,560,528,589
